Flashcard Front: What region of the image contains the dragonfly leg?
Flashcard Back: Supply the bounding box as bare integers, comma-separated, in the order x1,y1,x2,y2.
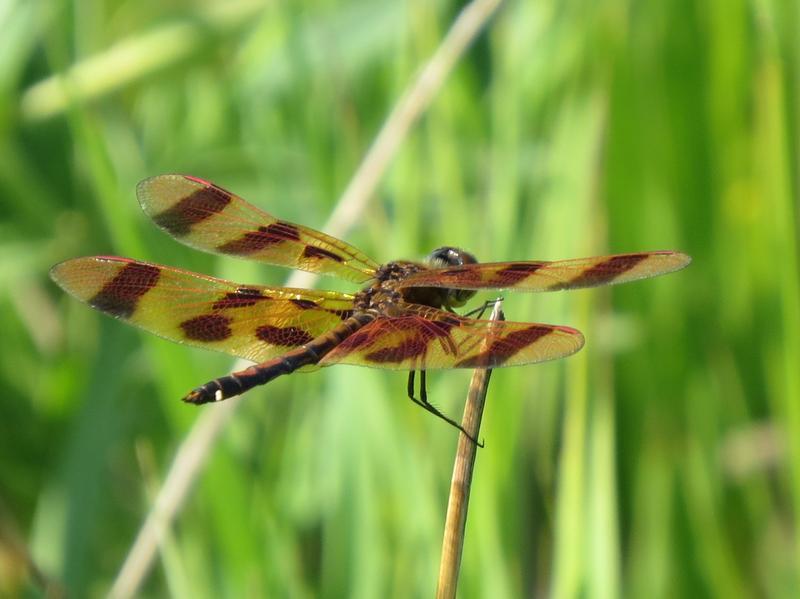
406,371,427,409
462,297,504,320
406,370,482,446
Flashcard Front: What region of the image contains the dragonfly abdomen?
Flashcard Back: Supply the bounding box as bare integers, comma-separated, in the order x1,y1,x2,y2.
183,313,375,404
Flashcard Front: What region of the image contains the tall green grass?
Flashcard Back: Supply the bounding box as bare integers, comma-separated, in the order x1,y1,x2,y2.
1,0,798,596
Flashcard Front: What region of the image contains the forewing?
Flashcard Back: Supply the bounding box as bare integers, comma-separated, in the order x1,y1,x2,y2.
319,304,584,370
50,256,355,363
397,251,691,292
137,174,380,283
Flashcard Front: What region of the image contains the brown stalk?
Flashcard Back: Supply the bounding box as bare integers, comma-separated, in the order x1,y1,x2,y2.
436,301,504,598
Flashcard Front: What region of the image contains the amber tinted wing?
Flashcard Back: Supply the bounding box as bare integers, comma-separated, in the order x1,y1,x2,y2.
319,304,584,370
137,174,380,283
50,256,355,362
397,251,691,291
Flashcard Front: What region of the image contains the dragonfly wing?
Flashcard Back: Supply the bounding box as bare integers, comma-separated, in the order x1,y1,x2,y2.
137,174,380,283
51,256,355,363
396,251,691,292
319,304,584,370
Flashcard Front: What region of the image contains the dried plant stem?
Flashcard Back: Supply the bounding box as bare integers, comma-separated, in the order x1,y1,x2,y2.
436,302,504,599
110,1,504,597
108,400,237,599
323,0,505,241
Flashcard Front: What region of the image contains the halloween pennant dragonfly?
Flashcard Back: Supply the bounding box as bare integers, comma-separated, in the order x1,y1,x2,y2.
51,175,690,439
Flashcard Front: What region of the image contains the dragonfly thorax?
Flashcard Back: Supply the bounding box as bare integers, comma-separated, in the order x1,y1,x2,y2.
360,248,482,311
356,261,422,312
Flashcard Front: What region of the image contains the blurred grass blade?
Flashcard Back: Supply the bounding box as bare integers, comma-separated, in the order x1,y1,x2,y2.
21,1,268,122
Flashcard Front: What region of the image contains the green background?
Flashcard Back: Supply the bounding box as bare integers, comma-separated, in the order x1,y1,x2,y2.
2,0,799,596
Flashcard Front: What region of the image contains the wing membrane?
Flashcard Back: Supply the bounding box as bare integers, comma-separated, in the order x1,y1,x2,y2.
397,251,691,292
319,304,584,370
50,256,354,363
137,174,379,283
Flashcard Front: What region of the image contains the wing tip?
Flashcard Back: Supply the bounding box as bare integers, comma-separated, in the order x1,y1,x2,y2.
50,255,148,289
48,260,67,284
48,255,105,282
652,250,692,270
674,250,692,269
49,257,92,296
555,324,586,353
653,250,692,278
136,173,206,209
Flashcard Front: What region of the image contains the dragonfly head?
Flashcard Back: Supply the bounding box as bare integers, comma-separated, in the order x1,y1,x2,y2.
426,246,478,308
427,246,478,268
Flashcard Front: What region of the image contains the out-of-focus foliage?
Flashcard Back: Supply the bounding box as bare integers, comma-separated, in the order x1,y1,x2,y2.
1,0,798,596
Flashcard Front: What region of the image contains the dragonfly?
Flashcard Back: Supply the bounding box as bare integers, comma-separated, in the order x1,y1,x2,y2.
51,174,691,440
